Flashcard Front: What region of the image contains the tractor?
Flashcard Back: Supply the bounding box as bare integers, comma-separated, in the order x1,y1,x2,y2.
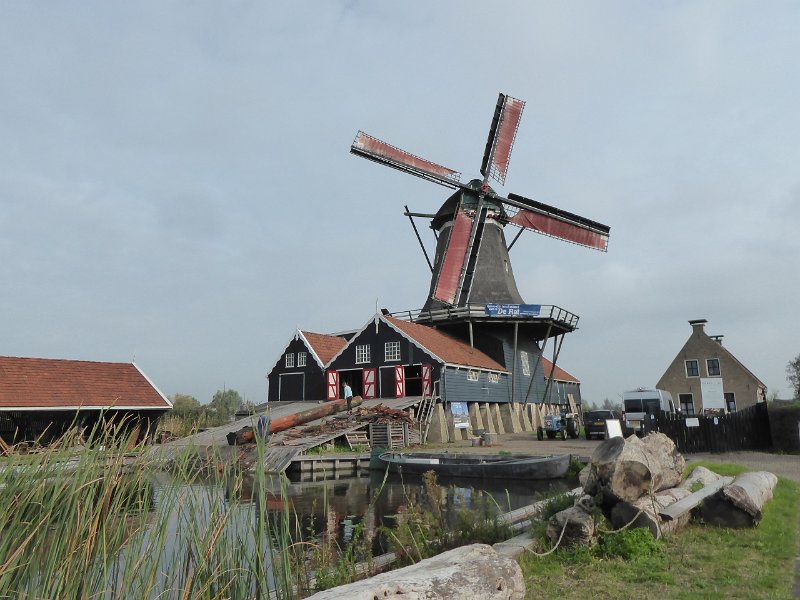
537,411,581,440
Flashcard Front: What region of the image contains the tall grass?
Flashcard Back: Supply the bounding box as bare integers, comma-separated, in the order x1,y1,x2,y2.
0,418,295,600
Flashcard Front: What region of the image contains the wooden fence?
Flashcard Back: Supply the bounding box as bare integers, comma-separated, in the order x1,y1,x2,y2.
650,402,772,453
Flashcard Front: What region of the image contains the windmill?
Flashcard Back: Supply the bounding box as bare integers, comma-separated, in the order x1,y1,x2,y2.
350,93,610,313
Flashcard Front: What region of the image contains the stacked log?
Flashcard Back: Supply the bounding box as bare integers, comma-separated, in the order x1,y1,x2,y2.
584,432,686,507
696,471,778,527
546,495,597,547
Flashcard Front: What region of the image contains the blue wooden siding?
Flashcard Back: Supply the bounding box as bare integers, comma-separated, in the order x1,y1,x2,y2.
441,367,511,404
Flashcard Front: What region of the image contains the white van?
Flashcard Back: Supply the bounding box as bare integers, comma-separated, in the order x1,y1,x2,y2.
622,388,676,435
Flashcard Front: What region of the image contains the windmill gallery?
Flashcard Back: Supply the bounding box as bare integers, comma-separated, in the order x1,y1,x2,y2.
267,93,610,425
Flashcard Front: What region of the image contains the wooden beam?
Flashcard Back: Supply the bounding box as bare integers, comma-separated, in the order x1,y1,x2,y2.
659,476,734,521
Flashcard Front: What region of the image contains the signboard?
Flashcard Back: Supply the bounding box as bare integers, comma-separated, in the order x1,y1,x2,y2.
700,377,725,411
685,417,700,428
451,402,470,429
484,303,541,317
606,419,623,438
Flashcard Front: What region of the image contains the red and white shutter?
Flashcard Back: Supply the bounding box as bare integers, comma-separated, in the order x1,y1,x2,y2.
362,368,376,399
326,370,339,401
394,365,405,398
421,364,432,396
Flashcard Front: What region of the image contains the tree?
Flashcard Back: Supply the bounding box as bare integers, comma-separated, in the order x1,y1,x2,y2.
787,354,800,399
171,393,201,416
210,389,243,420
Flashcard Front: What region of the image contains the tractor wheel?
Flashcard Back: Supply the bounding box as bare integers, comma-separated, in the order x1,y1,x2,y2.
560,429,566,440
537,427,543,441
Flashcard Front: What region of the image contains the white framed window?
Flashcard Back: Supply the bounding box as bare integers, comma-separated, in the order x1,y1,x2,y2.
467,370,479,382
520,351,530,376
297,352,307,367
285,353,294,368
355,344,370,364
679,393,694,415
384,341,401,361
685,359,699,378
724,392,736,412
488,372,499,383
706,358,721,377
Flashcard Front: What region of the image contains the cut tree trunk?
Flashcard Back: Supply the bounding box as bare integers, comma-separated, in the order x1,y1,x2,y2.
303,543,525,600
697,471,778,528
546,497,596,548
584,433,686,506
610,487,692,538
678,465,723,490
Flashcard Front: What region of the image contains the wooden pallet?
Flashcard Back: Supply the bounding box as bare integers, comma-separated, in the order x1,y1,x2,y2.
344,429,370,449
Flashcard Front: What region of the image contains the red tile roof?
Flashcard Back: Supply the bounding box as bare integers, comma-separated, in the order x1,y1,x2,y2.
0,356,171,410
541,358,579,383
384,317,507,372
301,331,348,366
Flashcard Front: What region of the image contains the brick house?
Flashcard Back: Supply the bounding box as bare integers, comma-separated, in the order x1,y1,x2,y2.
655,319,767,415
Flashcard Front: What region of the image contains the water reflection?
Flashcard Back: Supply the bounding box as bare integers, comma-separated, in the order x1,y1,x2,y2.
226,469,574,555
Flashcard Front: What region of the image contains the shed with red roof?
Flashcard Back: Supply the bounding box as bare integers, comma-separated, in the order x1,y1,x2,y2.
0,356,171,445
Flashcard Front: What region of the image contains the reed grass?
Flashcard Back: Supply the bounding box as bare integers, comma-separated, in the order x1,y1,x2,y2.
0,417,296,600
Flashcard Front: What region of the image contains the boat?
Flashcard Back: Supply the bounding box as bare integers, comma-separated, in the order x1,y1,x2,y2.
375,452,571,480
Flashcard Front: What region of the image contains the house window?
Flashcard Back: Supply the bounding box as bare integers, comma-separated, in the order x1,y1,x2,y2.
297,352,307,367
724,392,736,413
706,358,721,377
488,372,499,383
385,341,401,361
679,393,694,415
520,351,530,376
685,359,699,378
467,370,479,382
285,353,294,368
355,344,370,364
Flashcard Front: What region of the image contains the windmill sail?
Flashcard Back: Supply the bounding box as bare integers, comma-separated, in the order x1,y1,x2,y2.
432,208,473,305
505,193,610,252
351,131,462,189
480,94,525,185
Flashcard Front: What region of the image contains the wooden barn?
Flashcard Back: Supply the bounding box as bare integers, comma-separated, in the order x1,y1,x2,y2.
267,330,348,402
267,313,582,406
0,356,172,446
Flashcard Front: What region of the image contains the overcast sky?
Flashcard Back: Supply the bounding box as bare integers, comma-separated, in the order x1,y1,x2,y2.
2,2,798,405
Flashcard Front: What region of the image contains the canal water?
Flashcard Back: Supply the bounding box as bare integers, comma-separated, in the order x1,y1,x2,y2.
103,469,575,597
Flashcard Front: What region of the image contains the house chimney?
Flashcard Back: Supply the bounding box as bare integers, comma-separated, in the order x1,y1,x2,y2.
688,319,707,331
710,335,724,345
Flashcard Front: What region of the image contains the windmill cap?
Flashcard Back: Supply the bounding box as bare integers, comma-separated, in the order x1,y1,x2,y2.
688,319,708,326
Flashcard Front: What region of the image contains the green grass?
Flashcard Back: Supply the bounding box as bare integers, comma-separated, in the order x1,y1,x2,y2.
518,461,800,599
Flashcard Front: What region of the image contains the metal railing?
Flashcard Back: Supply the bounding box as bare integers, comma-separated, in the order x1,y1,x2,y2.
389,303,580,329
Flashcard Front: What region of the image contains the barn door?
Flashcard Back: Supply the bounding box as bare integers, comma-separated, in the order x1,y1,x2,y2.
362,368,376,399
394,365,405,398
421,364,432,397
326,370,339,401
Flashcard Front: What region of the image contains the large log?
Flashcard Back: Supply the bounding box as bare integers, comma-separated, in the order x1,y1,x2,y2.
546,496,596,548
610,487,692,538
697,471,778,528
303,543,525,600
227,397,364,445
584,433,686,506
660,476,733,522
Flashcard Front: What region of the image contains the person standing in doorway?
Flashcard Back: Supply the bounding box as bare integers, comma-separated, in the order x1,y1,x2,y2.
343,382,353,413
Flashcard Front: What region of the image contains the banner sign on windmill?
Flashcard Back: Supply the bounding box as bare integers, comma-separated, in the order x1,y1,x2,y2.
484,303,541,317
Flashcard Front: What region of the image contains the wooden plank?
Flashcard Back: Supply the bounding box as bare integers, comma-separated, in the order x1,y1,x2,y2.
659,476,734,521
263,447,302,473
